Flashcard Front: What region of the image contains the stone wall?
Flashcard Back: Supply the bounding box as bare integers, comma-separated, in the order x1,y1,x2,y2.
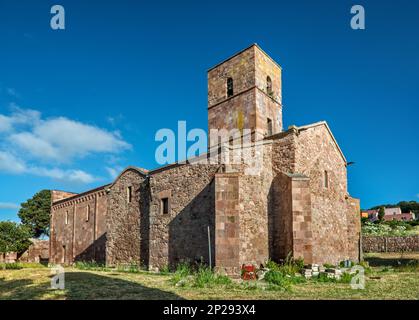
148,164,219,271
208,46,256,107
50,186,108,265
269,172,293,261
51,190,78,203
289,174,313,264
362,235,419,253
294,123,358,264
208,89,256,142
106,168,145,266
254,45,282,104
255,89,282,138
208,44,282,145
19,239,49,263
215,173,240,274
0,252,17,263
238,144,273,268
346,197,361,261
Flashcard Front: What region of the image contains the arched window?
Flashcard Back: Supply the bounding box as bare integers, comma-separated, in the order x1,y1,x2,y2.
227,77,234,97
266,76,273,95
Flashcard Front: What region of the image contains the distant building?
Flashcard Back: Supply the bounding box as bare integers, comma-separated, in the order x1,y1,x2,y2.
383,207,415,222
361,209,379,222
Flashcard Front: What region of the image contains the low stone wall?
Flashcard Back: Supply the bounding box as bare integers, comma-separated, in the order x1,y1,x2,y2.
0,252,18,263
362,235,419,253
19,239,49,263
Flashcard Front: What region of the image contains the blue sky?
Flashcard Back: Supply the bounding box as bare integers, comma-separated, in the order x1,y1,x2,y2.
0,0,418,222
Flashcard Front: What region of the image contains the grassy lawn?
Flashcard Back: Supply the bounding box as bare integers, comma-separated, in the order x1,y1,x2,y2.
1,253,418,300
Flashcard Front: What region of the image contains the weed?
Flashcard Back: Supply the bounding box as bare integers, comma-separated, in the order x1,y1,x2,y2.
193,267,232,288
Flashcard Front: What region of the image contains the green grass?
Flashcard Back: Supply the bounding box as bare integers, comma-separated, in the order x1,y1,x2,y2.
170,263,232,288
0,262,47,270
0,253,417,300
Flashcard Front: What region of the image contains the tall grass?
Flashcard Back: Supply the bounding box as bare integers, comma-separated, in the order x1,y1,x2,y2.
170,263,232,288
74,261,111,272
193,267,232,288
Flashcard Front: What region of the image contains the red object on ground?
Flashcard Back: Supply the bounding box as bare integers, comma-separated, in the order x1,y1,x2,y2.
241,264,257,280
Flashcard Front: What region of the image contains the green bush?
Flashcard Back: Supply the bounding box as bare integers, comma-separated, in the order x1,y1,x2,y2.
265,253,304,276
339,272,354,284
315,272,337,283
170,263,231,288
159,265,170,275
193,267,232,288
265,259,280,271
357,261,372,275
264,270,292,290
362,221,414,236
170,262,192,285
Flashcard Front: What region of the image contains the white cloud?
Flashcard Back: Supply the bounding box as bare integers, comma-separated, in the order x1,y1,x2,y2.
10,132,59,160
29,167,97,184
0,107,131,184
0,150,97,184
0,106,40,133
0,115,13,132
2,111,131,163
0,151,26,173
26,117,131,162
0,202,20,210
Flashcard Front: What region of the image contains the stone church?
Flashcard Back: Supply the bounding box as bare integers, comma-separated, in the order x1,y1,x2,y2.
50,44,361,274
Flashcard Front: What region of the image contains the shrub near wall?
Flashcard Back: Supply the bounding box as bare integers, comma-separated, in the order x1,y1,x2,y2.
362,235,419,253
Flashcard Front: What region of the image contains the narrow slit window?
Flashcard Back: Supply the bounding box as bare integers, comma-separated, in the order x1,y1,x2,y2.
227,77,234,97
267,118,273,136
65,210,69,225
266,76,273,95
161,197,169,214
86,205,90,222
324,170,329,188
63,245,66,264
127,186,132,203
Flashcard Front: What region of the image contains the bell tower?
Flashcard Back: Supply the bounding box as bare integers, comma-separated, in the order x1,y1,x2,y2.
207,44,283,146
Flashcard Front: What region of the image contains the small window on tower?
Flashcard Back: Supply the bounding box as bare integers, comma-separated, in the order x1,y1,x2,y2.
227,77,234,97
161,197,169,214
65,210,69,225
267,118,273,136
266,76,273,95
127,186,132,203
324,170,329,188
86,205,90,222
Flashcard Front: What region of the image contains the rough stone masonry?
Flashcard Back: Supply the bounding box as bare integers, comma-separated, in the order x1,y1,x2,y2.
49,44,361,275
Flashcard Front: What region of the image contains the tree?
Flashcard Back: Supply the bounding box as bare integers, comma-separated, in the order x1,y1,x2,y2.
378,207,385,222
0,221,32,254
18,190,51,238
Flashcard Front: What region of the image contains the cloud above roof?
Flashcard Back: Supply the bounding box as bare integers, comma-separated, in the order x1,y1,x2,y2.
0,106,131,184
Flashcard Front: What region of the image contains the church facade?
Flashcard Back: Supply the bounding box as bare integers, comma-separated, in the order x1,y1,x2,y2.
49,44,361,274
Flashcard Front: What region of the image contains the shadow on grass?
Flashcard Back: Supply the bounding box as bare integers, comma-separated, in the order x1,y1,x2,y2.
0,272,183,300
365,256,418,267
